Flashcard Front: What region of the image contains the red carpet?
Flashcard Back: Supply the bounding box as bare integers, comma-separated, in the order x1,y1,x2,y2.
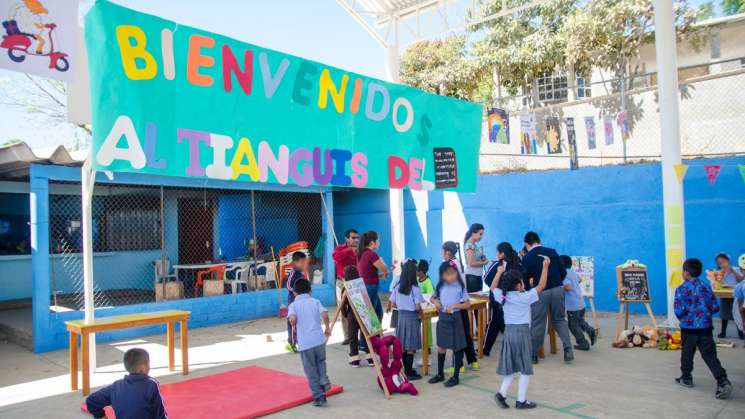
80,366,343,418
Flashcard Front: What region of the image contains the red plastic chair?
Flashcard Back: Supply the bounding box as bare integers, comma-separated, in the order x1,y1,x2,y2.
195,265,226,296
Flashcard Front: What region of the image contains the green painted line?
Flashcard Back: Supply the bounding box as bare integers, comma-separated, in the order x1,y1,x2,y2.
459,382,596,419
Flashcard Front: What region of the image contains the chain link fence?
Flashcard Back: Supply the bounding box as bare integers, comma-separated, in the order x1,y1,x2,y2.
479,58,745,173
48,182,324,310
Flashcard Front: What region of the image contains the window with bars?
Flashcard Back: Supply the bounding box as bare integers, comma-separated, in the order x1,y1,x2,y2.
537,73,568,102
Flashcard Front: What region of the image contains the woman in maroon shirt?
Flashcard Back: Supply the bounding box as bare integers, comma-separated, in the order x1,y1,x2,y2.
357,230,389,321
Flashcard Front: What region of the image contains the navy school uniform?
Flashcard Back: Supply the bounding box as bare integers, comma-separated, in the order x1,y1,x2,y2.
85,373,167,419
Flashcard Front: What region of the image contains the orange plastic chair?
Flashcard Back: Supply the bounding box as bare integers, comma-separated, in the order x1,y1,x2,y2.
195,265,226,296
279,241,310,287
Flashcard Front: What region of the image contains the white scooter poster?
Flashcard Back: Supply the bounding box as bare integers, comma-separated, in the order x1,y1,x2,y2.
0,0,78,81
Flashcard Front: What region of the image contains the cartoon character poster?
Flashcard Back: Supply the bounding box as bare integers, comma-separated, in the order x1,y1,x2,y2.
545,116,562,154
603,114,614,145
0,0,77,81
519,113,537,154
584,116,596,150
487,108,510,144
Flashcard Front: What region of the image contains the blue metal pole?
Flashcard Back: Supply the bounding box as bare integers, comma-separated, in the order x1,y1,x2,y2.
30,165,50,352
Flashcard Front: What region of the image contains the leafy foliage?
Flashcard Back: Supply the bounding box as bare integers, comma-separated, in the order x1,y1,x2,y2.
721,0,745,15
399,36,482,100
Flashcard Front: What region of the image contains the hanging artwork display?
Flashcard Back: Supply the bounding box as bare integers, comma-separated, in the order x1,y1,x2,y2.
519,113,537,154
584,116,596,150
566,117,578,169
545,116,562,154
603,114,614,145
487,108,510,144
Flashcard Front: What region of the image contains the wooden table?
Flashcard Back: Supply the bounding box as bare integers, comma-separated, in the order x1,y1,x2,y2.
713,288,734,299
420,298,488,376
65,310,190,395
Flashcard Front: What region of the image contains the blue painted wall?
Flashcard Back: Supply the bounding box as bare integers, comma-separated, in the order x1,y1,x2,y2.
38,283,336,352
334,157,745,315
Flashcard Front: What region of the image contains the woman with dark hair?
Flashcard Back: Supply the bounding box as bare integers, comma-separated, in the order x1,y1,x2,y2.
714,253,745,338
482,242,523,356
357,230,389,323
463,223,488,293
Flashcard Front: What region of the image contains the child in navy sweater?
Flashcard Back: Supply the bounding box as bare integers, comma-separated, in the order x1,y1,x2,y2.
674,258,732,399
85,348,167,419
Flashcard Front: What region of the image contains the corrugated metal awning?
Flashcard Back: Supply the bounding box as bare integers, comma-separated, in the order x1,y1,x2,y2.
0,141,86,179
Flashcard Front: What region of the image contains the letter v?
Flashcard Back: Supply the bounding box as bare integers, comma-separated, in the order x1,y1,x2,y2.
259,52,289,99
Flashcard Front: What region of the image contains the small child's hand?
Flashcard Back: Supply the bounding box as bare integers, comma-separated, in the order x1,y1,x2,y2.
324,328,332,338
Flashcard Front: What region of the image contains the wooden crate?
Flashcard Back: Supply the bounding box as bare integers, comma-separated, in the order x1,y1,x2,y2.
203,279,225,296
155,281,184,301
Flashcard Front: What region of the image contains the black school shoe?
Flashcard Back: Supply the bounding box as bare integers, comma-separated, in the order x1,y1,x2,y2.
515,400,537,409
444,376,460,387
494,392,509,409
406,370,423,381
716,378,733,399
573,344,590,351
428,374,445,384
532,355,539,365
675,376,694,388
589,330,597,346
564,351,574,363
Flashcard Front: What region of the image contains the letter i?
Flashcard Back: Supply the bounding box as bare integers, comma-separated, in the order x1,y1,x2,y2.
349,78,362,114
161,28,175,80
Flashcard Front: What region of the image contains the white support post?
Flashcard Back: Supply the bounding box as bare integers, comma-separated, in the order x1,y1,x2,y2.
387,17,405,276
82,156,97,370
653,0,685,324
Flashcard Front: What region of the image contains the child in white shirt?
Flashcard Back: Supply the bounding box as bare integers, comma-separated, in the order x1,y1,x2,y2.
492,255,550,410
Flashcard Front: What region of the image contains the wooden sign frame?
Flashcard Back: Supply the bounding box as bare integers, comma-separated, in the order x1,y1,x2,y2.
327,283,393,399
615,266,656,339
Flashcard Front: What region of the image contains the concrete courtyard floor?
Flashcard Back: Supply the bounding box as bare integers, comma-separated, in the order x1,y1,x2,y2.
0,311,743,418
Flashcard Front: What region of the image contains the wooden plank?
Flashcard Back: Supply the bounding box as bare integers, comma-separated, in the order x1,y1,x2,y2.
65,311,191,334
81,333,90,396
180,319,189,375
69,332,78,391
167,321,175,372
421,310,434,376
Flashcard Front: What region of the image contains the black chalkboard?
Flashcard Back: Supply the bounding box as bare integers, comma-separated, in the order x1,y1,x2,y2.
433,147,458,188
618,269,650,302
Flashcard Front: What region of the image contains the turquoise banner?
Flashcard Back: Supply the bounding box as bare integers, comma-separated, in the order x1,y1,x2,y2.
85,1,481,191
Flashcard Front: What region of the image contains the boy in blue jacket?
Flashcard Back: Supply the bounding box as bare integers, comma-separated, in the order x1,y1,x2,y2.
85,348,167,419
673,258,732,399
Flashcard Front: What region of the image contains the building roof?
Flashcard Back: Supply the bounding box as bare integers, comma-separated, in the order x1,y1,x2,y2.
0,141,86,179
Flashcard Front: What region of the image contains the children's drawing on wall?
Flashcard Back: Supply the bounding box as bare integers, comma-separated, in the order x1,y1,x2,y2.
603,114,614,145
571,256,595,297
566,117,578,169
617,111,630,141
487,108,510,144
519,113,538,154
545,116,562,154
584,116,596,150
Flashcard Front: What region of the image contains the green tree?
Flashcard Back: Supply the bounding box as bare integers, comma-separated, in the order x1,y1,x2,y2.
722,0,745,15
470,0,578,103
398,36,482,100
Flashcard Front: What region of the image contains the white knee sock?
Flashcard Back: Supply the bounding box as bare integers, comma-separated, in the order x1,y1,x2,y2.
517,374,531,402
499,374,514,396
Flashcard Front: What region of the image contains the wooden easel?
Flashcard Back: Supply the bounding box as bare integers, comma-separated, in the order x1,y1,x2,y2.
327,288,392,399
615,300,657,340
615,266,656,339
587,296,601,337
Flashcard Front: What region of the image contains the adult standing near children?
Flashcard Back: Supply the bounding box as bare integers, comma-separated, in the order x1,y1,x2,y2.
522,231,574,364
333,229,360,345
357,230,389,323
464,223,489,293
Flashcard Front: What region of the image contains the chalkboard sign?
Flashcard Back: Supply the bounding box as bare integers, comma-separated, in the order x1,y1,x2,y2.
617,267,650,302
433,147,458,188
344,278,383,335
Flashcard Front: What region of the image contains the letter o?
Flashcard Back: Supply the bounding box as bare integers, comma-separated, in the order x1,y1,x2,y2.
392,97,414,133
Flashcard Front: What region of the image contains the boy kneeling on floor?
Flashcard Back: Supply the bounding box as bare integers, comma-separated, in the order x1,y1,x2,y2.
85,348,167,419
288,278,333,406
674,258,732,399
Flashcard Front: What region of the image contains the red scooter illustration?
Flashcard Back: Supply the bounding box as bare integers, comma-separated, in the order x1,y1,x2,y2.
1,21,69,72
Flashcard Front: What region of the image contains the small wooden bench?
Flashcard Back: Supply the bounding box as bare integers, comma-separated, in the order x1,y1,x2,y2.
65,310,191,395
